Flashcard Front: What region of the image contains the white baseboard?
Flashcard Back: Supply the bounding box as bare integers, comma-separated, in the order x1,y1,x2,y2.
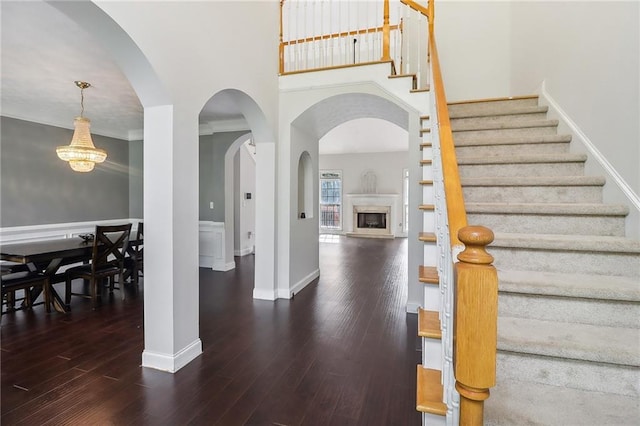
253,288,277,301
539,81,640,212
277,268,320,299
141,338,202,373
213,261,235,272
234,247,254,257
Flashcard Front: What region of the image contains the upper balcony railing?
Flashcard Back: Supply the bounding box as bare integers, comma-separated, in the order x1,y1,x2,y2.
279,0,429,89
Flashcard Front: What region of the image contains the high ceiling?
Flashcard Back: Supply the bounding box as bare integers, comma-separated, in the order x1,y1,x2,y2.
1,0,407,153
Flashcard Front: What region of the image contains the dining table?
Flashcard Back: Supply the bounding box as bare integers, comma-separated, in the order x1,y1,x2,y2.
1,235,141,313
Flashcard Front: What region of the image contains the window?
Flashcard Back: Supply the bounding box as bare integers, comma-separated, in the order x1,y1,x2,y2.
319,170,342,231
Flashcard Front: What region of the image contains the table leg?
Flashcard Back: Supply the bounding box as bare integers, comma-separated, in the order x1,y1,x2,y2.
23,258,69,313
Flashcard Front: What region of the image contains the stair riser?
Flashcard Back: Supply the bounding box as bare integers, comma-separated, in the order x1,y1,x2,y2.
448,98,539,115
459,162,584,178
450,112,548,128
456,142,570,157
496,351,639,397
498,293,640,328
491,247,640,279
453,126,558,142
467,213,626,237
463,185,603,204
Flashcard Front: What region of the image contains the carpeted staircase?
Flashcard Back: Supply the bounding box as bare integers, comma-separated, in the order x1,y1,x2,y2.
449,96,640,425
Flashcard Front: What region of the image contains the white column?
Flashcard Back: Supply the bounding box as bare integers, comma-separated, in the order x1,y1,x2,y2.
142,104,202,373
253,141,277,300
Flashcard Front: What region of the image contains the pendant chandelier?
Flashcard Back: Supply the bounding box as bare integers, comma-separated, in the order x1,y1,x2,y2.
56,81,107,172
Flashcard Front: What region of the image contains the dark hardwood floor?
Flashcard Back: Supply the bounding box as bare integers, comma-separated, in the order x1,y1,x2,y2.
1,236,420,425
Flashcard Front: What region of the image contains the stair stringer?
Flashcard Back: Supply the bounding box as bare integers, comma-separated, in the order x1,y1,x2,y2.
424,109,461,426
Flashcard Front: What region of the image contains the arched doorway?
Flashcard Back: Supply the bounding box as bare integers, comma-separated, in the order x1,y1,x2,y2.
199,89,276,300
278,92,415,299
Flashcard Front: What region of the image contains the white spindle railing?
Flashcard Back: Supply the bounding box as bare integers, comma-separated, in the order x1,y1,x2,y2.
280,0,428,87
428,77,459,425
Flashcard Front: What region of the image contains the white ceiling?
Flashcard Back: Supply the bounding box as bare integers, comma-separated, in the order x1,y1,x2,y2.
0,0,407,154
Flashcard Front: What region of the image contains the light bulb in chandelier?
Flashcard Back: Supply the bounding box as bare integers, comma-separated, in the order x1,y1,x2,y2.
56,81,107,172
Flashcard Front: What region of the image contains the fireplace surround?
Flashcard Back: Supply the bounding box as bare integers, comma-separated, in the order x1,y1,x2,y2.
343,193,401,239
348,205,393,238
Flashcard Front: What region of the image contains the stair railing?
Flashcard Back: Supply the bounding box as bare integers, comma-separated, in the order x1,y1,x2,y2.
279,0,429,87
403,1,499,424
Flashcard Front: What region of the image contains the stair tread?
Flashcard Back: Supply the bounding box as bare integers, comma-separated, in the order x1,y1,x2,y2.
449,105,548,119
485,378,640,426
498,269,640,302
458,153,587,165
455,133,572,147
452,118,559,132
418,232,437,242
389,73,416,79
466,202,629,216
498,316,640,366
419,265,439,284
416,366,447,416
462,175,606,186
418,309,442,338
411,86,430,93
492,232,640,253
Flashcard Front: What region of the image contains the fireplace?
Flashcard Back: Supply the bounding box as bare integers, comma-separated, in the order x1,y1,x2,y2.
348,205,393,238
357,212,387,229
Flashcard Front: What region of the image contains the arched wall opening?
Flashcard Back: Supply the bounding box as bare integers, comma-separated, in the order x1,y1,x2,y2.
297,151,314,219
224,133,254,266
45,1,204,373
280,92,412,299
319,118,409,237
199,89,277,301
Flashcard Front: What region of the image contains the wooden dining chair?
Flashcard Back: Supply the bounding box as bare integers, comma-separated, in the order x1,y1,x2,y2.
124,222,143,287
1,270,51,315
65,223,132,310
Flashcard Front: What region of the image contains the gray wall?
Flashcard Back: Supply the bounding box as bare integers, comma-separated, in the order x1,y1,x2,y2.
1,116,129,227
199,131,249,222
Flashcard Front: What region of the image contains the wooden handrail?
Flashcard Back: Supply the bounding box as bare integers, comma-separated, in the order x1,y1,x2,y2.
281,24,401,47
454,226,498,425
401,0,468,247
429,31,467,247
400,0,430,17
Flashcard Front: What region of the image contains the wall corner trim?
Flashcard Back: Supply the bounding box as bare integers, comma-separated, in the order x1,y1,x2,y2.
141,338,203,373
278,268,320,300
253,288,277,301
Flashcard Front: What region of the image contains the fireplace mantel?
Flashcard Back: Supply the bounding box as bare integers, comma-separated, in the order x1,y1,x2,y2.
343,193,401,238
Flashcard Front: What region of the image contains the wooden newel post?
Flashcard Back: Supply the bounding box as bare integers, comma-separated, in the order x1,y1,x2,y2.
279,0,285,75
454,226,498,426
381,0,391,61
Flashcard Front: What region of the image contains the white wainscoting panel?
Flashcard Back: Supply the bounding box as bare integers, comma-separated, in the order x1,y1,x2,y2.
199,221,234,271
0,218,141,243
